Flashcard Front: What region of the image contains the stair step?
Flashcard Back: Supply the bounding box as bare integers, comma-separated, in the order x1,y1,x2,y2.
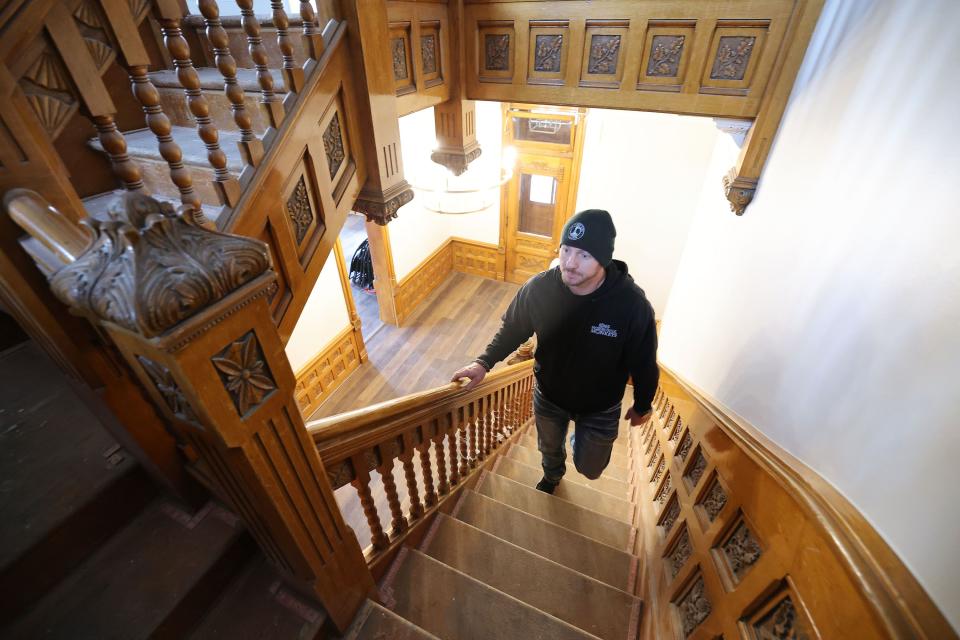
382,549,601,640
476,471,635,551
452,490,637,590
88,127,245,208
506,443,631,495
520,432,630,468
149,68,282,134
7,500,251,639
421,514,641,640
189,555,325,638
494,457,634,522
347,600,440,640
82,190,225,226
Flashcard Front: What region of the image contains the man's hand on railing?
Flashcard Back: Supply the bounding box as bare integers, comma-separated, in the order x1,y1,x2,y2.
451,362,487,390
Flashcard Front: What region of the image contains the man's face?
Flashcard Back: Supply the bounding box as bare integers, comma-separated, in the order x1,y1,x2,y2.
559,244,604,289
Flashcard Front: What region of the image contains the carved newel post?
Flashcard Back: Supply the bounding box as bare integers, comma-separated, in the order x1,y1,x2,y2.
47,193,373,631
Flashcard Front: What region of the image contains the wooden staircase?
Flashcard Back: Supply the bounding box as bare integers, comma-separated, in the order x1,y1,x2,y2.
346,416,644,640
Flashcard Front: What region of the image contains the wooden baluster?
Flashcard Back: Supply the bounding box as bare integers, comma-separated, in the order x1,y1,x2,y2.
92,116,145,192
433,418,450,496
501,383,513,434
270,1,304,93
299,1,324,61
491,387,503,446
457,406,469,477
521,380,531,423
419,438,438,507
473,395,485,463
236,0,284,131
482,394,493,457
158,13,241,207
469,400,479,468
351,456,389,550
447,411,461,486
128,69,199,210
378,456,407,536
399,432,423,520
198,0,265,171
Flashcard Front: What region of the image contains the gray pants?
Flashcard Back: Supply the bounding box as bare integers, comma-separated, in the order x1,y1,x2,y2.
533,386,621,482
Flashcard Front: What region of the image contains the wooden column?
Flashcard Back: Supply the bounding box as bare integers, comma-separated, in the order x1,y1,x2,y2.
338,0,413,225
43,192,373,632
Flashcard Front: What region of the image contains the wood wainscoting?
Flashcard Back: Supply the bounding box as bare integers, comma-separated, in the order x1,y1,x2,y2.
294,325,366,417
632,368,956,640
394,237,503,324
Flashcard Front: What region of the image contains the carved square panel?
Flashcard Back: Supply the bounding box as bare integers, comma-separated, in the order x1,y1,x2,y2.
389,23,415,96
663,406,675,431
699,21,769,96
420,21,443,88
684,446,708,492
696,472,729,528
637,20,696,92
651,455,665,484
137,355,203,429
676,431,694,462
669,416,683,445
665,525,692,579
479,21,515,83
319,94,354,205
660,399,671,421
714,512,762,586
282,160,325,266
648,441,661,468
657,494,681,537
673,571,712,638
527,21,569,86
579,20,628,88
742,581,818,640
212,331,277,418
655,471,673,508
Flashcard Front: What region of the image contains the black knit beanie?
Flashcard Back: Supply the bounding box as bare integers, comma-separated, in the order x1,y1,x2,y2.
560,209,616,266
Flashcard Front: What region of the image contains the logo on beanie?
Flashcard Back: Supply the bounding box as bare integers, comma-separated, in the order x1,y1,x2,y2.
567,222,585,240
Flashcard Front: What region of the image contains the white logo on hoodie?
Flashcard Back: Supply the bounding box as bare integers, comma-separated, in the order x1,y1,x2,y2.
590,323,618,338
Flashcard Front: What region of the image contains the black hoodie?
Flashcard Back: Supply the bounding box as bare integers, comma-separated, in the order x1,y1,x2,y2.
477,260,658,414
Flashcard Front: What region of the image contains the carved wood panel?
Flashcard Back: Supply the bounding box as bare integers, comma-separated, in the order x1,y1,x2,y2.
527,21,568,86
389,1,451,116
294,326,362,417
420,21,442,88
389,23,416,96
637,21,696,92
18,41,78,140
451,239,500,280
579,20,628,89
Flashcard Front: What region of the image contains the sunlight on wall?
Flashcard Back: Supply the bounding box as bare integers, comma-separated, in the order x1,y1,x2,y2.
284,251,349,372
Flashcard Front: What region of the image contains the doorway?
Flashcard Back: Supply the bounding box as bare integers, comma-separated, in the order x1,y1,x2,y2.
338,213,384,340
501,104,587,284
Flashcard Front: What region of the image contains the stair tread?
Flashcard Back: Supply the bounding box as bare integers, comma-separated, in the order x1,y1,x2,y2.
505,443,630,495
421,514,641,640
89,126,246,172
494,457,634,523
82,190,224,224
384,549,601,640
149,67,285,93
347,601,440,640
189,555,325,639
476,471,634,550
453,490,636,589
8,500,243,639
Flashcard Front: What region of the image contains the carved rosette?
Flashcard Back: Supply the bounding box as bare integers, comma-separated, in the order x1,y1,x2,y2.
353,185,414,225
430,146,482,176
212,331,277,417
48,193,271,337
723,169,757,215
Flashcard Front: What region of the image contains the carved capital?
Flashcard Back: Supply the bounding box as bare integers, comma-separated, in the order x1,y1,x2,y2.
352,182,414,225
430,145,482,176
722,168,757,216
48,192,272,336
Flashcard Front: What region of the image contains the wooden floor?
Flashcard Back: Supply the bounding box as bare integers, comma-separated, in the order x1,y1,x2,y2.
338,213,384,341
310,271,520,418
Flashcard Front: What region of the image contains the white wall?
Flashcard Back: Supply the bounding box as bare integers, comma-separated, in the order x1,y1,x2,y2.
575,110,718,315
659,0,960,628
390,102,503,280
284,251,350,372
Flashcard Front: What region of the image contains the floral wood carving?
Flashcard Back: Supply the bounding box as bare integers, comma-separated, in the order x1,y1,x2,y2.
754,596,813,639
322,113,345,179
656,473,672,506
686,450,707,488
534,34,562,72
670,417,683,443
711,36,756,80
660,498,680,533
20,48,77,138
484,34,510,71
286,176,313,244
212,331,276,417
353,187,414,225
430,147,482,176
723,169,756,215
721,519,762,581
677,575,712,637
677,433,693,461
647,35,684,77
587,35,620,74
74,1,115,71
667,528,692,577
48,192,271,337
421,34,437,74
648,441,661,468
700,477,728,522
137,355,202,427
391,37,408,80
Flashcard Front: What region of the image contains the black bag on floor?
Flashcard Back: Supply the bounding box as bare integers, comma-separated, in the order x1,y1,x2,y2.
349,239,375,290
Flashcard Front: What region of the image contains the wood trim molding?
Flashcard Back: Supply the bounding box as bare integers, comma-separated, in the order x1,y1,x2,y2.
294,325,365,417
655,364,956,640
451,237,500,280
394,238,454,325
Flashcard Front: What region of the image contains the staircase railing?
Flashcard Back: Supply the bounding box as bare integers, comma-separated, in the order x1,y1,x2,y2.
307,360,535,564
